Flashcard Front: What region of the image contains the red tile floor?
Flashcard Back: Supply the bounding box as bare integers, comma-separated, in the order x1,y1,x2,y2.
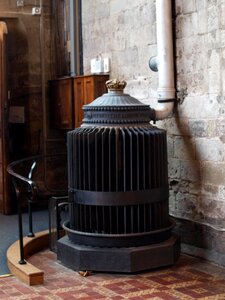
1,251,225,299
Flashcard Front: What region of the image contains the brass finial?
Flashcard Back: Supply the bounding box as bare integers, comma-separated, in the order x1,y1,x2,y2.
106,79,127,91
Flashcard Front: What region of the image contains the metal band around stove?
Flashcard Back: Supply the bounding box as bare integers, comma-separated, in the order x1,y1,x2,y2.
69,187,169,206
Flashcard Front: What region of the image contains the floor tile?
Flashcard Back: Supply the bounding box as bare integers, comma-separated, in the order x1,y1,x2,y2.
1,251,225,299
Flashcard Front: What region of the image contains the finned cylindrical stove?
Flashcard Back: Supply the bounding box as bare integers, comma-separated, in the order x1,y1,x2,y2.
57,79,180,272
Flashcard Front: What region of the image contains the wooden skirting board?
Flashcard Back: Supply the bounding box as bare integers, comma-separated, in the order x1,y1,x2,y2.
7,230,49,285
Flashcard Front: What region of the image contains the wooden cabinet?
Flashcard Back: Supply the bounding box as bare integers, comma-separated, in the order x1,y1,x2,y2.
49,74,109,129
74,74,109,128
73,77,84,128
49,77,74,129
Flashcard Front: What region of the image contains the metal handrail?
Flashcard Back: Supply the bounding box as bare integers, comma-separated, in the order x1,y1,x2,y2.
7,155,41,186
7,153,67,265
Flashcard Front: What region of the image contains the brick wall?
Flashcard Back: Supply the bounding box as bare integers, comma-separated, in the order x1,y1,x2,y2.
82,0,225,263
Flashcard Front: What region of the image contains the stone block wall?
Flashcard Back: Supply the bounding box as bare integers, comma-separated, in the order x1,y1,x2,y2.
0,0,68,213
82,0,225,263
0,0,54,156
0,1,52,213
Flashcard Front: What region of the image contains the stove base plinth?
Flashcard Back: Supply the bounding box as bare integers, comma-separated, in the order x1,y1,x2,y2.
57,235,180,273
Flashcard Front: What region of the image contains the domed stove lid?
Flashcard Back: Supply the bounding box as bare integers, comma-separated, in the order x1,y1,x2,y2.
82,79,155,126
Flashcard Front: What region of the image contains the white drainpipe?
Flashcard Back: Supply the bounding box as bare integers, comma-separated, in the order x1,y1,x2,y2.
152,0,176,121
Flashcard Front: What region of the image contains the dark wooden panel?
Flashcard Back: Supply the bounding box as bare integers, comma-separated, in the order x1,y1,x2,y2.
0,22,11,214
73,74,109,128
83,76,94,105
49,77,74,130
49,75,109,130
74,77,84,128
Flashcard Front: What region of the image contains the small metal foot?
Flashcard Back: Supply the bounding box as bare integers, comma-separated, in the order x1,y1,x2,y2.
18,260,26,265
27,232,35,238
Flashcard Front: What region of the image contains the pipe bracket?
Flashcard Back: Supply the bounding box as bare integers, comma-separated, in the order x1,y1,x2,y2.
149,56,158,72
158,99,175,103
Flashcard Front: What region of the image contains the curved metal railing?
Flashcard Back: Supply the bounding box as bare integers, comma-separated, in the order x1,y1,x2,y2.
7,154,67,264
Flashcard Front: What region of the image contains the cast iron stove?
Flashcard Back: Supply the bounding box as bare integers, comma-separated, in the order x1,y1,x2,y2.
57,79,180,272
